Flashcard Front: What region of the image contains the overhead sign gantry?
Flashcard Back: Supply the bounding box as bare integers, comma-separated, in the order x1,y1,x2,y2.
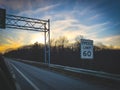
0,8,50,64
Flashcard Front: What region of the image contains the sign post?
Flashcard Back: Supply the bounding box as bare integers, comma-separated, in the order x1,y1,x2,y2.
0,8,6,28
81,39,93,59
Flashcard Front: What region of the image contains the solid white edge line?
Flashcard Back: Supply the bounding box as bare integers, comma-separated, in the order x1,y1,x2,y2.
11,63,40,90
4,60,21,90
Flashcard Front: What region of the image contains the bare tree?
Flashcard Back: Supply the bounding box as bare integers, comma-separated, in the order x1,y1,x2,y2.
74,35,84,50
53,36,69,50
75,35,84,43
96,42,107,50
57,36,69,49
50,38,55,46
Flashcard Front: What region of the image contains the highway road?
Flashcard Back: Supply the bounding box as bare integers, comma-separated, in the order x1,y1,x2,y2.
5,58,119,90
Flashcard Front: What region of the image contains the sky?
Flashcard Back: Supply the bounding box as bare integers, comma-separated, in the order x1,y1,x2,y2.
0,0,120,53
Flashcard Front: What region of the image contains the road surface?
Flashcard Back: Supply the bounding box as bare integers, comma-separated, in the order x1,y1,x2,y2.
5,58,119,90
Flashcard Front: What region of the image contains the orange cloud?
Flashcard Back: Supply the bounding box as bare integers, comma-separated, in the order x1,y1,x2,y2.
0,30,26,53
0,29,46,53
0,43,22,53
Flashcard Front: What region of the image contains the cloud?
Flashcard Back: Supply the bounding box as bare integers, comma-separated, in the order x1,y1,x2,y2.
0,0,26,10
18,4,60,17
0,0,120,53
87,14,102,21
0,30,28,53
29,33,45,44
104,35,120,46
79,7,92,16
0,0,58,13
0,29,46,53
50,12,109,42
0,38,23,53
93,35,120,48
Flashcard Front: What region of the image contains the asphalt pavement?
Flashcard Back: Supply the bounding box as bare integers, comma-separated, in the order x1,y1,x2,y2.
5,58,119,90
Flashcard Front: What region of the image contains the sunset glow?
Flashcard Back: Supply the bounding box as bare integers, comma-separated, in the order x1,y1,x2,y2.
0,0,120,53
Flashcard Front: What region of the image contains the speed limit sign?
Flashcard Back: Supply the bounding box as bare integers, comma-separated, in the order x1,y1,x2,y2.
80,39,93,59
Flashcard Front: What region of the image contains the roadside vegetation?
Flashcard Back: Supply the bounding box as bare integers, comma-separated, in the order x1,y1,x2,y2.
4,36,120,74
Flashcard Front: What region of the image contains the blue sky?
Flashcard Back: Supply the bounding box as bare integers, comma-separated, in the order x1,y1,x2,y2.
0,0,120,52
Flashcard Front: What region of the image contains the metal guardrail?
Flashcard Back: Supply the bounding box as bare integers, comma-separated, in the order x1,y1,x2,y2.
12,58,120,82
49,64,120,81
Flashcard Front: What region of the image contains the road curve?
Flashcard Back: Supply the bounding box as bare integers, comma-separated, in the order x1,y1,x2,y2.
5,58,119,90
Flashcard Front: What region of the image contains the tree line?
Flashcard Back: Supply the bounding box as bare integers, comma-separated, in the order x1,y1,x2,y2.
4,36,120,74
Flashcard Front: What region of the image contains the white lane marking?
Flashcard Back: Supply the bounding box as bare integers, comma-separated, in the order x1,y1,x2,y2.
11,63,40,90
4,60,21,90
